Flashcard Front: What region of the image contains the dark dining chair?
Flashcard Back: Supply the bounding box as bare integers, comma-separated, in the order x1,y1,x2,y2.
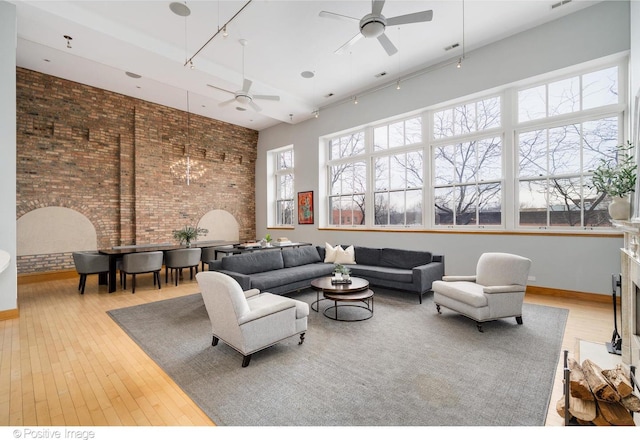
72,251,110,294
200,246,217,271
165,248,202,286
121,251,163,293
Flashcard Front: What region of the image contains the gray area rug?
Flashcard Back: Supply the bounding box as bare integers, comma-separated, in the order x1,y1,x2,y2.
107,288,568,426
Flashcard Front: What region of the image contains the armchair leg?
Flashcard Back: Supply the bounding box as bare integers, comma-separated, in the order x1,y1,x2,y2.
436,304,441,314
131,274,136,294
212,336,219,346
299,332,305,345
516,316,523,325
476,322,484,332
242,354,252,368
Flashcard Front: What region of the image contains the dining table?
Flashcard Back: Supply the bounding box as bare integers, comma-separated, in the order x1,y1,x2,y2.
98,240,239,293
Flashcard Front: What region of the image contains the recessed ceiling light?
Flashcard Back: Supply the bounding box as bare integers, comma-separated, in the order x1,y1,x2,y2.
125,71,142,79
325,93,334,98
301,71,315,79
43,59,50,62
169,2,191,16
375,71,387,78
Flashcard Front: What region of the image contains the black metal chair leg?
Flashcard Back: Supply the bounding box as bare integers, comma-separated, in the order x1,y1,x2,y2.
212,336,219,346
132,274,136,294
516,316,523,325
242,354,252,367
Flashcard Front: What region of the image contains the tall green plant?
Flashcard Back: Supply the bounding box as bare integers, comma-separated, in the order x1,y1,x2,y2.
591,141,637,198
172,225,208,246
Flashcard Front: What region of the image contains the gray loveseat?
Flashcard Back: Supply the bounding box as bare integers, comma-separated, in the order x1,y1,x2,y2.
207,244,445,303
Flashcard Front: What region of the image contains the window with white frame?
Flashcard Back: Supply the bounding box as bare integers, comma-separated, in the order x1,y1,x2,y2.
272,147,294,226
432,97,503,226
319,58,626,232
516,65,621,228
328,131,366,226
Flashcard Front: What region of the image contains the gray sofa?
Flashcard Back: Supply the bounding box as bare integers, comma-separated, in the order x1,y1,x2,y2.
207,245,445,303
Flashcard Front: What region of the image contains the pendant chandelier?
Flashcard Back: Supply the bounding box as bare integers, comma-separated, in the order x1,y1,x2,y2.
170,91,206,185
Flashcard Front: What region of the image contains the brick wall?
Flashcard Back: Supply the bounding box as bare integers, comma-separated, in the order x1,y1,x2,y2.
16,68,258,274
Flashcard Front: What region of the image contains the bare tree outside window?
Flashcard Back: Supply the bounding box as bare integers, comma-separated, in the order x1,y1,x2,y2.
517,66,619,228
433,96,502,226
274,148,294,225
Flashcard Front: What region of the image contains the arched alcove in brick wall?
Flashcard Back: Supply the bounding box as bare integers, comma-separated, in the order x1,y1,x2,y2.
197,209,240,242
17,207,98,256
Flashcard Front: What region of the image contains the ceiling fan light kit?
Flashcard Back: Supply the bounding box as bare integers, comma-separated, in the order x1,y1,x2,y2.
320,0,433,56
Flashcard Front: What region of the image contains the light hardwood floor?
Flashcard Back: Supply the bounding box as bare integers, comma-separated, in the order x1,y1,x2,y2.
0,272,614,426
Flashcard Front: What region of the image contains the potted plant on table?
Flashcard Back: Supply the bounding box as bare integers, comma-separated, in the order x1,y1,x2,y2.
172,225,209,247
591,141,637,220
333,263,351,281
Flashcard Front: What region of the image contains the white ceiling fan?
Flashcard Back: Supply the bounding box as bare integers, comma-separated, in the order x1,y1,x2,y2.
319,0,433,56
207,39,280,112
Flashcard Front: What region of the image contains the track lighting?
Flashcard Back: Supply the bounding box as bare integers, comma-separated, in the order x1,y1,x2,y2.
457,58,462,68
189,60,194,69
313,110,319,118
396,81,401,90
64,35,72,49
222,26,228,38
354,96,358,105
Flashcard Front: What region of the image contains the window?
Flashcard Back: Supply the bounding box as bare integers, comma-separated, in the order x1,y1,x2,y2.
517,66,622,229
374,151,423,225
318,59,625,232
272,147,294,226
432,96,503,226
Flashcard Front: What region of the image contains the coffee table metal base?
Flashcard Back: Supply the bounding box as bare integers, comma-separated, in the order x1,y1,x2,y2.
322,289,374,322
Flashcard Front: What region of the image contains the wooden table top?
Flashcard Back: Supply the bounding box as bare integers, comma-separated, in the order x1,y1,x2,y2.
310,276,369,293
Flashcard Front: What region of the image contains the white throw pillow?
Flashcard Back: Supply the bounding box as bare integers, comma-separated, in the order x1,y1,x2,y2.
324,243,340,263
333,245,356,264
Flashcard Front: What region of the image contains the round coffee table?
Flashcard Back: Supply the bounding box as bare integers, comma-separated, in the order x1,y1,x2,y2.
310,276,374,321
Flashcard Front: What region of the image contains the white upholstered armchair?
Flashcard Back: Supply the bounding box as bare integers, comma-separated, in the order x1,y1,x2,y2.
432,252,532,332
196,271,309,367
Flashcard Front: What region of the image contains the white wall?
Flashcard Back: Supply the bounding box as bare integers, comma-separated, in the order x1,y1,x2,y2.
0,1,18,313
256,1,631,296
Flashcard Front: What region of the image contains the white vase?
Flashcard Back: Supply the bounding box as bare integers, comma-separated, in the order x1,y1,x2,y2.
608,196,631,220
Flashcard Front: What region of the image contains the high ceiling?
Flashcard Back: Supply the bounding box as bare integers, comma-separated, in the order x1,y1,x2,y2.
11,0,601,131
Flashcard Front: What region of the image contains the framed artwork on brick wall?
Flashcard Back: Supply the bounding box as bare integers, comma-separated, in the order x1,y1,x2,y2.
298,191,314,224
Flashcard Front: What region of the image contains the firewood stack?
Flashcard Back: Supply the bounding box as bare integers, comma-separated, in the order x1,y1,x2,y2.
556,358,640,425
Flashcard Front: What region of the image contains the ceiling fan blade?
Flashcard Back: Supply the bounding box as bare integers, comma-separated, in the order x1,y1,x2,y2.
377,32,398,56
207,84,234,95
248,100,262,112
386,10,433,26
218,98,236,107
372,0,385,16
242,78,253,93
253,94,280,101
335,33,364,54
319,10,359,21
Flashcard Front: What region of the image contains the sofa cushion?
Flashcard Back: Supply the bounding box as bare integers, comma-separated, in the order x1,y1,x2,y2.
334,245,356,264
354,246,381,266
349,265,414,283
380,248,432,269
250,264,333,291
222,250,284,274
282,246,321,268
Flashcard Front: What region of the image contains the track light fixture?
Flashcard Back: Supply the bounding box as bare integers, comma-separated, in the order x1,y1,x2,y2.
396,81,401,90
457,58,462,68
354,96,358,104
64,35,72,49
223,26,228,38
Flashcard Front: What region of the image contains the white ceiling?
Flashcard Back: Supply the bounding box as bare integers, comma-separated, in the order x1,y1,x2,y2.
11,0,602,131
